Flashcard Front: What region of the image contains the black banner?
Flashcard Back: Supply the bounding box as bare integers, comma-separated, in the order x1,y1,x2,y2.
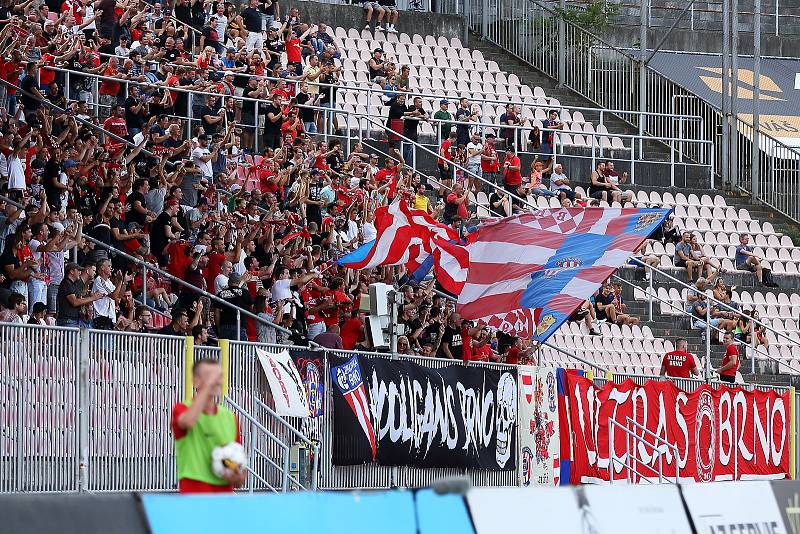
330,354,518,470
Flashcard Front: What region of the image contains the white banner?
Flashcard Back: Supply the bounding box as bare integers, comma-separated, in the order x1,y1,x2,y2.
682,481,787,534
467,487,582,533
518,366,560,487
581,485,693,534
256,348,310,418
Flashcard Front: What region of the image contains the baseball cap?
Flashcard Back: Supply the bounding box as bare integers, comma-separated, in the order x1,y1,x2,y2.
166,199,178,208
440,99,449,105
230,183,242,192
64,159,78,168
226,47,236,53
373,47,383,53
51,222,65,232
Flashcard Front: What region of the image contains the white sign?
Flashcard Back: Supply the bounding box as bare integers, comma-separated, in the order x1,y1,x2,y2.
518,366,560,486
682,481,786,534
467,487,582,534
583,485,693,534
256,348,310,418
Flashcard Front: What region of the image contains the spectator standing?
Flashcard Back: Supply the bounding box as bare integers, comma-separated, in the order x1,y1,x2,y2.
480,134,500,186
56,263,101,327
465,131,483,193
540,109,563,163
660,338,700,378
498,103,520,149
433,99,453,140
172,358,245,494
91,259,125,330
454,97,473,147
716,331,739,383
215,272,252,340
437,312,463,359
443,182,468,225
501,145,522,204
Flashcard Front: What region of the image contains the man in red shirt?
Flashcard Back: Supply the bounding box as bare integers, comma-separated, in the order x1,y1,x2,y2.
374,157,399,198
481,134,501,185
102,104,128,154
444,182,468,224
501,145,522,206
659,338,700,378
437,130,456,195
716,331,739,384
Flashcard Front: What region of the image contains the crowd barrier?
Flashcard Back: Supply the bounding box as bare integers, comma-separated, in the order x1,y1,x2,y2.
3,480,800,534
0,323,797,492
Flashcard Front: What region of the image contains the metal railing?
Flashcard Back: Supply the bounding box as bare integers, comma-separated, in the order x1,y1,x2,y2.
550,0,800,36
462,0,800,220
608,416,680,484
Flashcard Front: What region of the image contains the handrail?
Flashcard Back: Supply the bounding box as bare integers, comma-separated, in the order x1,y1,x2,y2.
608,415,680,484
253,396,317,449
611,268,800,376
80,50,708,134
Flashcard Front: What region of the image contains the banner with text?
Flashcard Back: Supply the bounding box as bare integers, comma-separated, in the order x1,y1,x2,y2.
257,348,311,418
330,354,518,470
518,366,560,486
566,375,791,483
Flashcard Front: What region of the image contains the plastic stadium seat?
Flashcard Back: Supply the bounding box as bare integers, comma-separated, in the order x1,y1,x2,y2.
424,35,437,47
611,137,626,149
700,194,713,207
473,50,485,62
713,195,727,207
738,208,752,221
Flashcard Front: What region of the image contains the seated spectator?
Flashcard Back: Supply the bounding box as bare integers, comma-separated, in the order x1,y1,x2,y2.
660,337,700,378
653,216,680,245
716,331,739,383
549,163,579,201
629,241,659,279
27,301,48,326
689,292,737,332
689,234,719,282
603,161,627,186
735,310,768,352
568,300,600,336
594,284,638,326
587,161,632,204
674,231,703,282
736,234,777,288
526,159,554,198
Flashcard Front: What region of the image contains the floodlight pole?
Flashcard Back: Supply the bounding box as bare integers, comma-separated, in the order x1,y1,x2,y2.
752,0,762,199
722,0,731,188
730,0,740,190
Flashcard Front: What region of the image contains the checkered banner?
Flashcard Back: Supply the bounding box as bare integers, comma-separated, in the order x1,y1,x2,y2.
457,207,672,342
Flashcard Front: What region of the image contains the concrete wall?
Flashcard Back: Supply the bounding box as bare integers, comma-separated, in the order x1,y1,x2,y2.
286,0,466,40
600,26,800,57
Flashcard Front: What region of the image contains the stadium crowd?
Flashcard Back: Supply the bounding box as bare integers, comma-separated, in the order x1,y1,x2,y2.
0,0,769,371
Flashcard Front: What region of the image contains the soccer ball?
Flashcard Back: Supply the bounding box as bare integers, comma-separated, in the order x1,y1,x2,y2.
211,442,248,478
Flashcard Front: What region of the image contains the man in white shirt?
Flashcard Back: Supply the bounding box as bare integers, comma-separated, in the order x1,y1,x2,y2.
191,134,217,181
214,260,233,294
91,258,125,330
549,163,579,202
465,131,484,183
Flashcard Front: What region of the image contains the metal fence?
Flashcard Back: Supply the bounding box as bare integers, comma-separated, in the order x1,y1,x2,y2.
2,324,796,492
463,0,800,221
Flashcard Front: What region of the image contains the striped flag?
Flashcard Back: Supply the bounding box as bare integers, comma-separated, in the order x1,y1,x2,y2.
455,207,671,342
330,355,377,461
337,200,459,273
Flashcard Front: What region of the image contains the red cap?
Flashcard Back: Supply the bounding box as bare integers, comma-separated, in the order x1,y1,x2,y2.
166,199,179,208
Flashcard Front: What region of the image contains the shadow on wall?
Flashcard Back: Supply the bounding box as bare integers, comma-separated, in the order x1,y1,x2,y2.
287,0,466,39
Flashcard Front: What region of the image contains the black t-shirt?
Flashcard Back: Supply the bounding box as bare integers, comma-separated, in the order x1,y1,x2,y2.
215,287,253,326
200,105,220,135
295,92,315,123
403,105,423,140
319,73,337,104
43,159,62,207
163,48,179,63
124,96,145,129
174,4,191,27
588,174,612,196
20,75,40,111
263,104,283,133
149,211,172,256
437,325,463,359
56,277,81,320
0,246,19,289
325,152,343,173
240,7,262,32
110,217,126,249
125,191,147,227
